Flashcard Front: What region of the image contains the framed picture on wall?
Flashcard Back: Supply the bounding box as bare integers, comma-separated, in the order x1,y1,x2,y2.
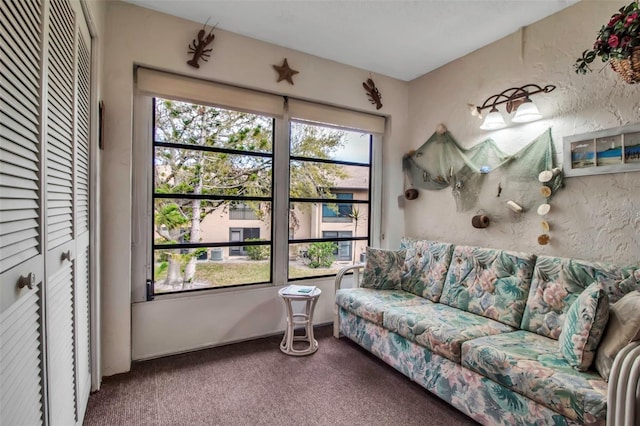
563,124,640,177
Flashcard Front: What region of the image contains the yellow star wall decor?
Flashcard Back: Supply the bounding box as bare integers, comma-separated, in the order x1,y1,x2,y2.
272,58,299,85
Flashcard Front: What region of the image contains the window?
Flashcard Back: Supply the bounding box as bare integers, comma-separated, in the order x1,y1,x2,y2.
229,202,259,220
322,193,353,222
288,121,371,280
229,228,260,256
322,231,353,261
152,98,273,294
133,68,384,299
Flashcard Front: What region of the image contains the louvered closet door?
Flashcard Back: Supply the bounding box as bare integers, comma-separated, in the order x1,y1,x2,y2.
45,0,80,424
0,0,46,425
73,8,92,422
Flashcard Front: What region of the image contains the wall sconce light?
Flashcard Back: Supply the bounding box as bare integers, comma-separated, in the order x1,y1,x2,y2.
471,84,556,130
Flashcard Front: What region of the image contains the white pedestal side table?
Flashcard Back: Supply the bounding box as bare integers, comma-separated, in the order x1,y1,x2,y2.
278,287,322,356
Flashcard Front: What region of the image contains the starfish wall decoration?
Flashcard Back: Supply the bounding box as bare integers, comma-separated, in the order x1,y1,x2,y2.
272,58,299,85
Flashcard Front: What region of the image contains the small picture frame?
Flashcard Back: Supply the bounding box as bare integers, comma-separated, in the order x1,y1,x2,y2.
563,124,640,177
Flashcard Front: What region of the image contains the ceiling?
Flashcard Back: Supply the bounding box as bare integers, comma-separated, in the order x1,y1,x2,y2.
123,0,579,81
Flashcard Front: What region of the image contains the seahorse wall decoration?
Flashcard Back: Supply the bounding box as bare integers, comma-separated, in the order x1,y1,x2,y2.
362,77,383,110
187,20,217,69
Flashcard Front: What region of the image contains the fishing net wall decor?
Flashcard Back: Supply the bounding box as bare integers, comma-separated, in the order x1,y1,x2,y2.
403,128,563,214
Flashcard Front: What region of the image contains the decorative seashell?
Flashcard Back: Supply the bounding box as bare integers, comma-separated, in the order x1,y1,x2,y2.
541,220,550,232
537,203,551,216
538,168,561,183
507,200,523,213
538,171,553,183
538,234,550,245
540,186,552,198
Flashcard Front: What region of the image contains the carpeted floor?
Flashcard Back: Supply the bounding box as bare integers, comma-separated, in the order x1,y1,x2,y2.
85,325,477,425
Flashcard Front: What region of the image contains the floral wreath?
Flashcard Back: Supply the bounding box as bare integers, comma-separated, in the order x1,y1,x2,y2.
575,1,640,74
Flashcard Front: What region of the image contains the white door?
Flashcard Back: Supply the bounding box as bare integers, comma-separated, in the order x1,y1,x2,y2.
44,0,92,424
73,6,93,421
0,0,47,424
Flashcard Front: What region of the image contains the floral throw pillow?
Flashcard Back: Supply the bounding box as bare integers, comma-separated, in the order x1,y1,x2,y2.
558,282,610,371
361,247,406,290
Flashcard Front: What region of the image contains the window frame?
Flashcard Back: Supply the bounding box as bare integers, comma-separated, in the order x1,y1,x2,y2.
149,97,275,296
131,70,384,302
287,120,373,281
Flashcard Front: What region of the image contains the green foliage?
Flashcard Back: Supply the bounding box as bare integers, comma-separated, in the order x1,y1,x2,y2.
192,248,208,259
307,242,337,268
288,123,349,202
156,203,188,229
348,206,361,221
244,238,270,260
155,261,168,279
155,250,169,262
153,99,350,234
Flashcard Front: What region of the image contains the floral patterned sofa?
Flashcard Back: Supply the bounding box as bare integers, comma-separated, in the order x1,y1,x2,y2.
333,239,640,426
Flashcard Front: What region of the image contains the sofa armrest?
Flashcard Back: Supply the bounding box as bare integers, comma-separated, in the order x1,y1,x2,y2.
607,341,640,426
334,263,365,294
333,263,364,339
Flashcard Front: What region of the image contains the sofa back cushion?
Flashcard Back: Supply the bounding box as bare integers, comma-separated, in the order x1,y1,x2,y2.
399,236,416,249
439,245,536,327
520,255,639,340
361,247,406,290
400,240,454,302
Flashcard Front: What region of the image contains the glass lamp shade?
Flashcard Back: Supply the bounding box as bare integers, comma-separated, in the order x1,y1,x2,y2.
479,110,506,130
513,100,542,123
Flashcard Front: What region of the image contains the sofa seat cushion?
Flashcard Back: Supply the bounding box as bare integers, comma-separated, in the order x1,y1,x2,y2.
461,330,607,425
382,304,514,363
335,288,431,325
440,245,536,328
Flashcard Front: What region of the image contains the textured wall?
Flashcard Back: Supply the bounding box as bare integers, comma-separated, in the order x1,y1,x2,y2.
406,1,640,265
101,1,408,372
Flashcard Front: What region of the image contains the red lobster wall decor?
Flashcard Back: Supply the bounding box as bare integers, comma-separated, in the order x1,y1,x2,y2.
362,77,382,110
187,21,217,69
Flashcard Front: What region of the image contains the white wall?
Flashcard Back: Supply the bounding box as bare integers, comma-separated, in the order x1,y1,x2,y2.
406,1,640,264
83,0,107,390
101,1,408,373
